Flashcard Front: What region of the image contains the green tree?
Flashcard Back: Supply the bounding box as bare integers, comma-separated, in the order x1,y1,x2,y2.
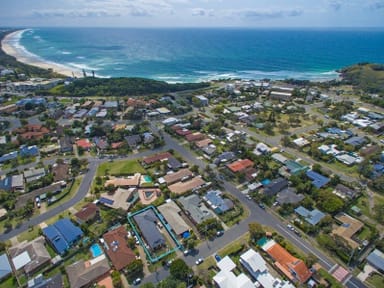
249,222,265,242
169,259,192,281
125,259,143,281
111,270,122,288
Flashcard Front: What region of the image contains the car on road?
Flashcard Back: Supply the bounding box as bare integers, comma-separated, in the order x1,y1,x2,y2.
258,203,265,209
183,249,190,256
132,278,141,285
216,230,224,237
214,254,222,262
287,224,293,230
195,258,204,265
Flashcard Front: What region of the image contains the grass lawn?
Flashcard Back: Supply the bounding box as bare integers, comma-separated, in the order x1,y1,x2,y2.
97,159,145,176
196,256,216,271
17,225,42,243
48,176,83,210
217,233,249,258
366,273,384,288
318,269,344,288
355,195,372,218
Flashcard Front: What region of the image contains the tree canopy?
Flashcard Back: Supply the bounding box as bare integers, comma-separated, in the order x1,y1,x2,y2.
48,77,210,96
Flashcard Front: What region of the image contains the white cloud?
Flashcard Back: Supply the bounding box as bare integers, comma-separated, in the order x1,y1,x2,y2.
191,8,214,17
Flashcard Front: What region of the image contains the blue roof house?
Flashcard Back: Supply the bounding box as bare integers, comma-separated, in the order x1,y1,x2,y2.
204,190,234,214
367,249,384,272
43,218,83,255
20,145,39,157
295,206,326,226
306,170,330,189
0,254,12,280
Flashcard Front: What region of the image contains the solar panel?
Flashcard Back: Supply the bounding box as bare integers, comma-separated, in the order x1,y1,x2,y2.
100,197,114,205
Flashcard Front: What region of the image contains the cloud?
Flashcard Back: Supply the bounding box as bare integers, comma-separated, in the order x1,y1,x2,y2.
32,9,121,18
370,1,384,9
191,8,214,17
234,9,303,20
328,0,342,11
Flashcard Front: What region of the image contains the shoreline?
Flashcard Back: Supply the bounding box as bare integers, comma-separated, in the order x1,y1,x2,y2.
1,29,83,78
0,29,341,83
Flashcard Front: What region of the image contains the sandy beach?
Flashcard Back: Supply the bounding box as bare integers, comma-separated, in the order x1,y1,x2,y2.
1,30,83,78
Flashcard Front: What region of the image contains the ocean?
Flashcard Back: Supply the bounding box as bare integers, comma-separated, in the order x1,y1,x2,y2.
18,27,384,83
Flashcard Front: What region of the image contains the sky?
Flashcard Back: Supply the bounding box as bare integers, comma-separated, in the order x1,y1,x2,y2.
0,0,383,28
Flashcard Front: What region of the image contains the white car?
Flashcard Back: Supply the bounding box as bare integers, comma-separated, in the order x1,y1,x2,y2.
195,258,204,265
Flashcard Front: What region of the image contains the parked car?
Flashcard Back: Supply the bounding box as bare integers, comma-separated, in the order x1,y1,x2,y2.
195,258,204,265
214,254,222,262
166,259,174,267
258,203,265,209
183,249,190,256
132,278,141,285
216,230,224,237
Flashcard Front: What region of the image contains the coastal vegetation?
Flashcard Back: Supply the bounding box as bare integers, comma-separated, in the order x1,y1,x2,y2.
340,63,384,94
0,31,63,79
46,77,210,96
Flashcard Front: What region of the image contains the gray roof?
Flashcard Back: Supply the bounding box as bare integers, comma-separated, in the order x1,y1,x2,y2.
24,168,46,183
8,236,51,274
344,136,367,147
0,254,12,279
367,249,384,271
66,258,110,288
178,194,214,224
276,188,304,204
264,178,288,196
133,209,166,250
158,201,190,235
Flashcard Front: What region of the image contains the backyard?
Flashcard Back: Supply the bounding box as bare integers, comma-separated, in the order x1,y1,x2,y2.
97,159,146,176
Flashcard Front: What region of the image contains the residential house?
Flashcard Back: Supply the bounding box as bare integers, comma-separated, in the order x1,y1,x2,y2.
195,95,209,106
0,174,24,192
163,169,193,185
333,184,360,200
204,190,234,214
294,206,326,226
0,254,12,280
263,178,288,197
43,218,83,255
24,168,46,183
103,226,136,271
227,159,254,174
27,274,63,288
14,124,50,140
366,249,384,273
8,236,51,275
333,213,364,249
133,209,166,251
76,138,92,151
59,135,73,153
103,100,118,110
158,201,190,238
100,187,137,210
104,174,141,188
276,188,304,205
262,240,312,284
178,194,214,224
66,256,110,288
74,203,100,224
168,176,206,195
344,136,367,148
306,170,330,189
167,156,182,170
213,152,236,165
213,256,254,288
240,249,295,288
143,152,172,165
52,162,70,182
125,135,142,149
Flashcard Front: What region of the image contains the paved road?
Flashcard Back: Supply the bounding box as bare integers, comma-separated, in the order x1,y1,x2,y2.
0,123,366,287
0,147,170,241
143,129,366,288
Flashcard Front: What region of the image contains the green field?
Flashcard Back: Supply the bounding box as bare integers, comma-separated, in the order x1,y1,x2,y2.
97,159,146,176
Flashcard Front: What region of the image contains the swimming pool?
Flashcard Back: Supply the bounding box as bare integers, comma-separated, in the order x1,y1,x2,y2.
143,175,152,183
261,179,271,185
90,243,103,258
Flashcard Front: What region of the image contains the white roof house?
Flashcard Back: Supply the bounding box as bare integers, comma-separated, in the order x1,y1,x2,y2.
240,249,295,288
213,256,254,288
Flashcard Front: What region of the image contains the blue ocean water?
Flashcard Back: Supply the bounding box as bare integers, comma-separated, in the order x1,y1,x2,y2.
19,27,384,82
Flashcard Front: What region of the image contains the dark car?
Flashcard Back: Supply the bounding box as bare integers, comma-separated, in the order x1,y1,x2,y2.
258,203,265,209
